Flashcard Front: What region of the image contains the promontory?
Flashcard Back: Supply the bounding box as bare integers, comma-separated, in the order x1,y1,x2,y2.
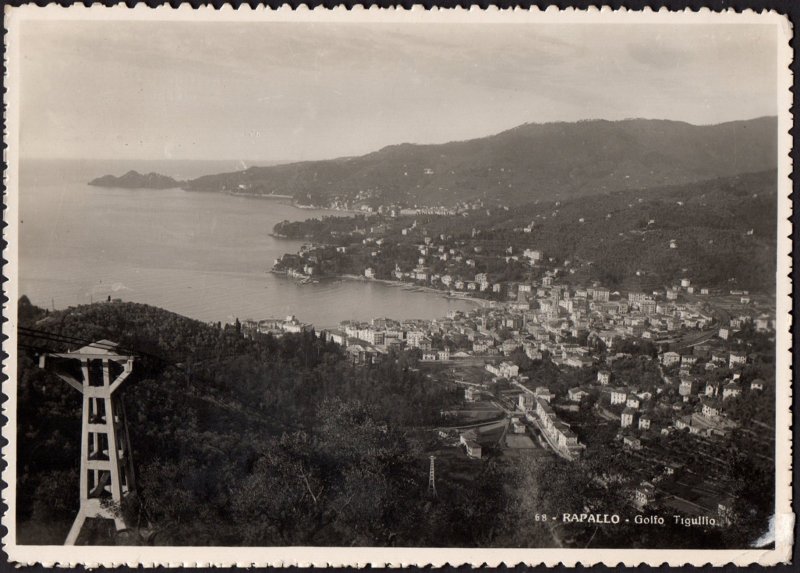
88,170,183,189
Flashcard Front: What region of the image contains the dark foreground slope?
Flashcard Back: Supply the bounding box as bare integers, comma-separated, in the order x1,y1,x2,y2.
185,117,776,207
15,300,498,547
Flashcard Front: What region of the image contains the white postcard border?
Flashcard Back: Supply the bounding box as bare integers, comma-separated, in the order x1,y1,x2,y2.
2,4,794,567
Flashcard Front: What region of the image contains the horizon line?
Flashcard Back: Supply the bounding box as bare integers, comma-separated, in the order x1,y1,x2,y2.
19,114,777,166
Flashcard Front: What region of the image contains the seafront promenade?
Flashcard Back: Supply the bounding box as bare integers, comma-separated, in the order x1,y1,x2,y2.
340,274,491,307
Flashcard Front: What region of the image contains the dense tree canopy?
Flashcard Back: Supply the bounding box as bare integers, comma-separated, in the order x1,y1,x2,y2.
16,300,498,546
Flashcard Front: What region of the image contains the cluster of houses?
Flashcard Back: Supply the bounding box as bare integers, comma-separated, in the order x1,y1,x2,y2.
361,244,719,332
489,309,768,466
275,222,768,369
516,389,585,460
240,315,313,337
298,194,488,215
306,274,738,376
256,264,772,473
608,341,763,442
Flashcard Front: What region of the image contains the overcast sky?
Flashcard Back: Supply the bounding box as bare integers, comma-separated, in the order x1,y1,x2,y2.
20,21,778,161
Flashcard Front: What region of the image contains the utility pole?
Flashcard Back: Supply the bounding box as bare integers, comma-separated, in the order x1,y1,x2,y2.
427,455,437,499
38,340,136,545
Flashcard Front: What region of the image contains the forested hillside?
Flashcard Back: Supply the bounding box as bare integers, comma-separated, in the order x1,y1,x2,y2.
274,170,778,292
185,117,776,207
458,170,778,291
15,299,505,546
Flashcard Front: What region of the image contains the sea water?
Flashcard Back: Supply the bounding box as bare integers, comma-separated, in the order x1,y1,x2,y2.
18,159,474,327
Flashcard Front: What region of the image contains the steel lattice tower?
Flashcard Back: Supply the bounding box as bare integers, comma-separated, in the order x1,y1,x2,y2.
38,340,136,545
427,455,437,498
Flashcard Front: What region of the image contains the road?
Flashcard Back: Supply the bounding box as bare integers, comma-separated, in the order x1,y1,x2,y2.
511,379,535,396
675,328,717,350
436,415,507,432
487,395,514,415
451,379,484,388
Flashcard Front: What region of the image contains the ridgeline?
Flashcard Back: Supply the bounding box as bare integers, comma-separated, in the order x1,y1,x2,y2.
183,117,777,207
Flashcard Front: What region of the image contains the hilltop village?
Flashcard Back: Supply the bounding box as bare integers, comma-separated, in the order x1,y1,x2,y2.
257,214,777,530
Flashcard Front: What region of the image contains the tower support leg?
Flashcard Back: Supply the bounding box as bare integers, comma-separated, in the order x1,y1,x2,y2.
65,510,87,546
113,515,126,532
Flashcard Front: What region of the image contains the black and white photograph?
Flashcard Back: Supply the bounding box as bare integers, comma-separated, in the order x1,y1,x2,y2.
3,6,793,567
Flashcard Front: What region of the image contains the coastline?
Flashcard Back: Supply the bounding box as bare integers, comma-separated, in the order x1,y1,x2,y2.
89,179,364,218
271,268,488,308
295,204,362,214
225,190,293,200
338,274,489,307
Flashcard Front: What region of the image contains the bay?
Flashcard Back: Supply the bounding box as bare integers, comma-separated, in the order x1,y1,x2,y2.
18,159,475,327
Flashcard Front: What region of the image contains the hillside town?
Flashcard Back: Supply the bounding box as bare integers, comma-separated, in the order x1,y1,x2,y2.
271,168,776,298
248,251,776,526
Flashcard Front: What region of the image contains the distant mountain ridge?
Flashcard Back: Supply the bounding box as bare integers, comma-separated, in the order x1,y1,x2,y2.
183,116,777,207
88,170,183,189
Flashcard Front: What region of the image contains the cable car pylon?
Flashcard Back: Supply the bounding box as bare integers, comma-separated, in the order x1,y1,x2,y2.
427,455,437,499
38,340,136,545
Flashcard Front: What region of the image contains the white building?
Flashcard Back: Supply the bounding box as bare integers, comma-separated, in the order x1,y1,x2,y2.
486,361,519,379
610,388,628,405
